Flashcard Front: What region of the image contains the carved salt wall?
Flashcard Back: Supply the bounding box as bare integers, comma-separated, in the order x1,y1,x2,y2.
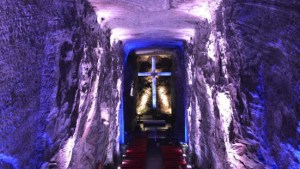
44,1,124,168
0,1,78,168
186,0,300,168
221,0,300,168
0,0,123,168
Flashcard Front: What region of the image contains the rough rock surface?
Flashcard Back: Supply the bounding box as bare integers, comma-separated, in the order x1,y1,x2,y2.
0,0,299,169
0,1,77,168
186,0,300,168
0,0,122,168
222,1,300,168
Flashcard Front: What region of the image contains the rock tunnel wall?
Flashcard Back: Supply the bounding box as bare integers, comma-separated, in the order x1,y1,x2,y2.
222,0,300,168
48,1,124,168
186,0,300,168
0,0,77,168
0,0,123,168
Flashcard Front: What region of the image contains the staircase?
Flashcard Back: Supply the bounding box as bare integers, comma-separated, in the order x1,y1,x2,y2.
121,136,148,169
120,137,189,169
120,114,189,169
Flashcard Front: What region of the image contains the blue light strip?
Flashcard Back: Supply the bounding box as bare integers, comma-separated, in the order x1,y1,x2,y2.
152,77,157,109
119,99,124,144
157,72,172,76
152,56,157,109
138,72,152,76
185,109,188,143
124,39,185,64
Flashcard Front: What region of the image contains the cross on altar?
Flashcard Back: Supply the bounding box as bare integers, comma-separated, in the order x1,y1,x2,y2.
138,56,172,109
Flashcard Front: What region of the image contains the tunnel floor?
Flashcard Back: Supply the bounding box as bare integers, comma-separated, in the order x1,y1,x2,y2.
145,139,163,169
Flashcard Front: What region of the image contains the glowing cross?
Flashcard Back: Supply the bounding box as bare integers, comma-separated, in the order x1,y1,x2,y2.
138,56,172,109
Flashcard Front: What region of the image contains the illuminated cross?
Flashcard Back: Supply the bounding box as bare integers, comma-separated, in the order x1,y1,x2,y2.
138,56,171,110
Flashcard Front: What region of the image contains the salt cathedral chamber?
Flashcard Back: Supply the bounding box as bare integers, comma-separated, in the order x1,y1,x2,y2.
0,0,299,169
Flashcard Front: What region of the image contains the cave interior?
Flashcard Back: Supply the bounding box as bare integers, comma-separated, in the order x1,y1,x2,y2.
0,0,299,169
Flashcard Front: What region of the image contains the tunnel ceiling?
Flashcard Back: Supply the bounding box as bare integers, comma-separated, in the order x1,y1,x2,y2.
89,0,212,42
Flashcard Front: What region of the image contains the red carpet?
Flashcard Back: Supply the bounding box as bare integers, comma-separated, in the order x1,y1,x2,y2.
161,145,187,169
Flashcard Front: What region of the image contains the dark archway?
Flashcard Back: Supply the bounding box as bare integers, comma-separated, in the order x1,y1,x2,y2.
122,39,188,143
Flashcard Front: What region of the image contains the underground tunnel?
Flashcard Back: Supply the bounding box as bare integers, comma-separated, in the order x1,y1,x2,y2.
0,0,299,169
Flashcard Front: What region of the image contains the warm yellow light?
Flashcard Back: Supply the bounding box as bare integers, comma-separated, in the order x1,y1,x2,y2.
137,55,151,62
158,86,172,115
137,88,151,115
158,54,172,59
